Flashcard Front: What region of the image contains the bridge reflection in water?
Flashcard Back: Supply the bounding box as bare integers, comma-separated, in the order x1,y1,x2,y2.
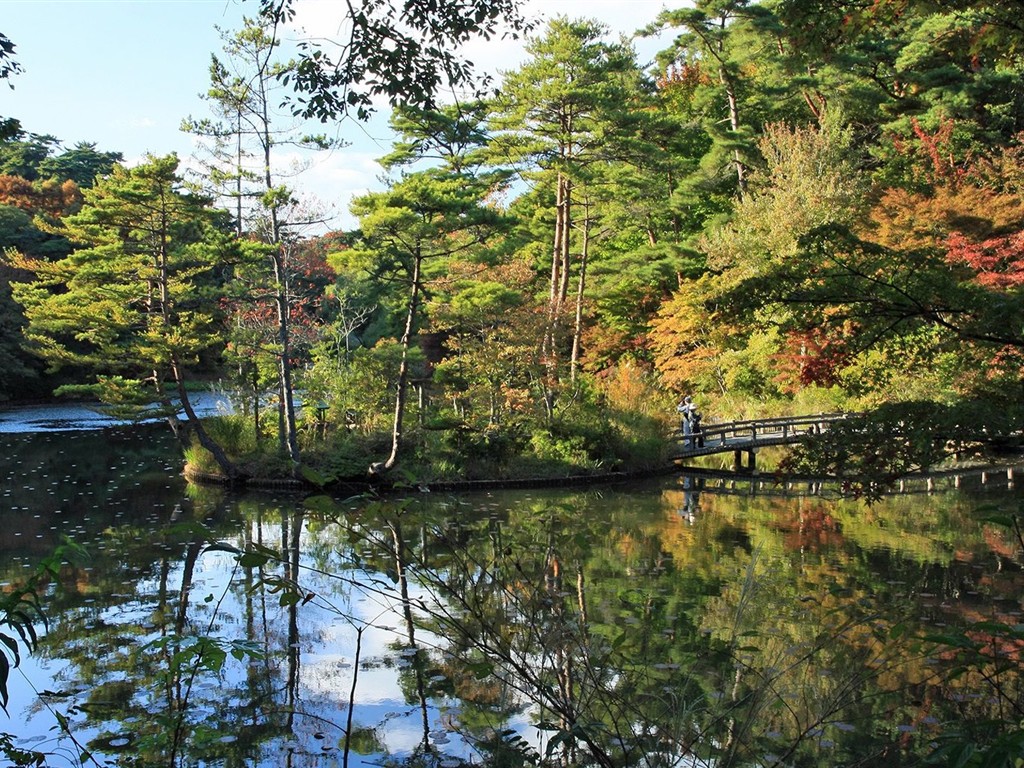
676,463,1023,524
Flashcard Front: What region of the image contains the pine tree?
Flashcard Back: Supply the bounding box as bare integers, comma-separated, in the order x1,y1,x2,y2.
9,155,246,480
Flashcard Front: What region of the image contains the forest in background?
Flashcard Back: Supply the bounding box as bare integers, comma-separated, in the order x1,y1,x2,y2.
2,0,1024,483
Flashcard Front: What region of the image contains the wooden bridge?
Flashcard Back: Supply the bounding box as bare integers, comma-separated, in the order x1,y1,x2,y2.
671,412,855,471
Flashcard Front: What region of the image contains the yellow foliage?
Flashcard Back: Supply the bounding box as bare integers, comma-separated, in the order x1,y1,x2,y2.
597,360,662,416
867,183,1024,251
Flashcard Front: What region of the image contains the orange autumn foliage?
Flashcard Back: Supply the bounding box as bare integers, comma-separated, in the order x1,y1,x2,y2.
868,183,1024,252
0,174,82,217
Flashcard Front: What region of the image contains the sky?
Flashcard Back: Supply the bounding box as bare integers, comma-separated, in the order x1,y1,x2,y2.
1,0,680,230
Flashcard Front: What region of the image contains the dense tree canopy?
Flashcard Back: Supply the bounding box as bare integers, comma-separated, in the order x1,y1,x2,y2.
7,9,1024,762
8,155,249,477
3,1,1024,477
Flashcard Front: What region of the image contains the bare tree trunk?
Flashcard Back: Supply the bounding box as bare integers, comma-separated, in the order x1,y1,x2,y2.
542,171,573,418
570,198,590,383
272,245,300,469
544,171,567,367
549,172,565,311
171,364,245,483
724,77,745,193
380,249,422,472
559,176,573,304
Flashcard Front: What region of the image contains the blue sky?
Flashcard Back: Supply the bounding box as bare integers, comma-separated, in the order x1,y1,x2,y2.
2,0,677,230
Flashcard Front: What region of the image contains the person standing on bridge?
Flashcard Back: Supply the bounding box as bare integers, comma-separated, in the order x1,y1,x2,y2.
691,408,704,447
678,396,697,446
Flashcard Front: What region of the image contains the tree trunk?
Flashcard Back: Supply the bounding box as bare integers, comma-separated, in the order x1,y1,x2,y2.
544,171,567,366
272,245,300,469
570,198,591,383
380,249,422,472
559,175,573,304
721,67,745,193
171,363,245,484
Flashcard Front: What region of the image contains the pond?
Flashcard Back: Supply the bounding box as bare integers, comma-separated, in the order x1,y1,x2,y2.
2,412,1024,767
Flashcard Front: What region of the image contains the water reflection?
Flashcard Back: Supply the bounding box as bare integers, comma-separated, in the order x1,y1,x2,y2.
2,427,1024,767
0,393,233,433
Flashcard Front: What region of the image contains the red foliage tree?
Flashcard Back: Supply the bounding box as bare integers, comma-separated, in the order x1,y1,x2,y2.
946,229,1024,288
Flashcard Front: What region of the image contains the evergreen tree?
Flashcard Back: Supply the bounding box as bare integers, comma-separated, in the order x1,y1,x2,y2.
339,167,504,472
184,15,338,469
489,17,642,399
8,155,246,480
37,142,122,188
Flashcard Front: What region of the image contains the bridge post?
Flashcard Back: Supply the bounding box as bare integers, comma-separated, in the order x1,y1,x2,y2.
733,450,742,471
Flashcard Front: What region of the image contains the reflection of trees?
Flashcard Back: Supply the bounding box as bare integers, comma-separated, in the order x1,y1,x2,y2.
335,489,1024,768
352,499,714,767
31,494,299,766
19,468,1024,767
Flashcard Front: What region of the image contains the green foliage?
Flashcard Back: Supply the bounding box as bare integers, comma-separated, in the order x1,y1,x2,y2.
37,142,122,188
0,536,87,736
0,134,119,185
260,0,534,121
527,428,601,471
12,154,234,377
0,134,58,180
0,733,46,767
784,400,1024,497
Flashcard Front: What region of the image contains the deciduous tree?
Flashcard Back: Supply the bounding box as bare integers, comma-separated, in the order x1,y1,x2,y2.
257,0,533,120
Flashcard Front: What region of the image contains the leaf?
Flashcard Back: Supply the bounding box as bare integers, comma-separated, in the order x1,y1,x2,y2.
239,552,271,569
303,495,339,513
0,632,20,665
544,728,573,758
0,650,9,713
202,542,242,556
300,464,330,488
923,632,980,650
927,738,976,768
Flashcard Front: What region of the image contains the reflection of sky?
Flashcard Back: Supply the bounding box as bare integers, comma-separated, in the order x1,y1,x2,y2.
5,454,539,767
0,394,235,433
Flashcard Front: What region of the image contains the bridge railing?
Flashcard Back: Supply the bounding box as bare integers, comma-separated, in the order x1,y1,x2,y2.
675,412,858,447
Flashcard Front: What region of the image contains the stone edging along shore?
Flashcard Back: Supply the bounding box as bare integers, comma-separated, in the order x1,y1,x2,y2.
183,463,680,494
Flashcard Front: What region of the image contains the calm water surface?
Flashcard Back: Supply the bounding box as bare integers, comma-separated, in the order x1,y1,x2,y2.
2,412,1024,767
